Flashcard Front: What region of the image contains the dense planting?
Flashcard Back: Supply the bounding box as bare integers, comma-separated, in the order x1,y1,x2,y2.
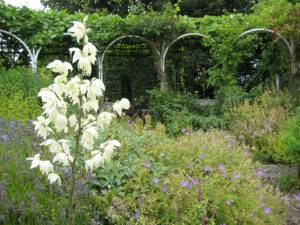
0,0,299,224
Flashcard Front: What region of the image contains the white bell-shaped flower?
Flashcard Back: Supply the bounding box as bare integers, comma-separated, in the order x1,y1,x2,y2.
82,99,99,113
65,76,80,104
87,78,105,99
68,114,77,128
47,60,72,76
119,98,130,110
83,42,97,58
39,160,54,175
53,152,72,166
32,116,53,140
26,154,41,169
54,113,68,133
48,173,61,185
67,21,89,44
97,112,115,129
58,139,71,155
113,102,122,116
84,151,104,171
40,139,62,154
82,126,98,150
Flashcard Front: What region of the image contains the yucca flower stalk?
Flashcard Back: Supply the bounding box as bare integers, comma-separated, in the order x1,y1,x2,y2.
26,16,130,225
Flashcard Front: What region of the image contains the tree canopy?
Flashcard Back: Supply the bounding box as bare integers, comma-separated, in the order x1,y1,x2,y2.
40,0,256,17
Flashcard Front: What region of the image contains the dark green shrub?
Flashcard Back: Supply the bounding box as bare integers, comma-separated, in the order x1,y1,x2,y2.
147,88,223,135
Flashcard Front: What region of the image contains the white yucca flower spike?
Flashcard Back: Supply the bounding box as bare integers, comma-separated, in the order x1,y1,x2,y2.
67,17,90,44
47,60,73,76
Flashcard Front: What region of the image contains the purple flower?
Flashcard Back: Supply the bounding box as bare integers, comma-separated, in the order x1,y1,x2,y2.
260,196,266,201
188,162,193,166
234,174,239,179
144,162,151,168
226,199,231,205
192,179,198,185
184,145,188,148
222,172,228,178
257,184,264,188
200,154,205,159
203,166,209,171
203,146,207,150
181,129,186,132
186,132,190,135
131,130,135,133
226,143,231,147
219,165,225,170
153,178,160,184
243,151,249,156
231,139,236,143
181,180,189,187
258,171,264,176
260,202,265,207
249,213,253,216
295,195,300,201
220,224,226,225
211,141,215,144
264,208,271,214
2,134,8,141
187,175,192,180
162,187,167,193
135,211,139,218
188,183,192,189
284,196,290,201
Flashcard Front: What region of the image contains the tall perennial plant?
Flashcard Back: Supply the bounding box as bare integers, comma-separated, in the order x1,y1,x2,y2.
26,16,130,225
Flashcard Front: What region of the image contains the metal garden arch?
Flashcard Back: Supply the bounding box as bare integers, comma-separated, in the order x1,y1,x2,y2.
98,33,215,90
97,35,159,81
0,29,41,75
237,28,296,90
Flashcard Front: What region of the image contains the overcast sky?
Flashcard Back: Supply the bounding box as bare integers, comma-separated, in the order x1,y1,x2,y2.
4,0,45,10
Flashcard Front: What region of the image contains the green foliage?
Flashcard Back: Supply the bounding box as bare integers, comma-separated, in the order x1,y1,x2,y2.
38,0,255,18
0,87,42,124
0,1,298,95
148,88,225,136
282,115,300,185
94,119,287,224
225,87,293,164
0,66,53,124
278,170,299,192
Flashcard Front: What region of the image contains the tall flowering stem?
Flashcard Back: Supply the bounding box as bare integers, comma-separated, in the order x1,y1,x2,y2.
197,174,202,202
26,16,130,225
202,203,206,225
68,89,83,225
211,199,218,219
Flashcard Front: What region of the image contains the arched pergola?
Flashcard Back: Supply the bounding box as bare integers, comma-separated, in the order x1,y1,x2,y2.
160,33,215,90
0,29,41,76
98,33,215,90
237,28,296,90
97,35,159,81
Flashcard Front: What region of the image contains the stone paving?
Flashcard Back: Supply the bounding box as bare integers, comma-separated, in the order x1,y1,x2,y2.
259,165,300,225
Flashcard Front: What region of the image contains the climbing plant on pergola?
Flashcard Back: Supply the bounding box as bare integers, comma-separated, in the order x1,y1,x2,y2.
0,2,298,93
